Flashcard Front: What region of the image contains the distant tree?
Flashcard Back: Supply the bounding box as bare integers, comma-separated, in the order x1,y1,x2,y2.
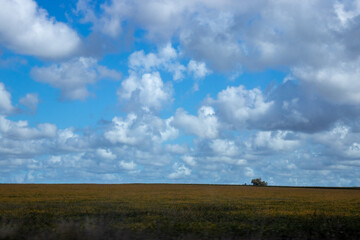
251,178,268,186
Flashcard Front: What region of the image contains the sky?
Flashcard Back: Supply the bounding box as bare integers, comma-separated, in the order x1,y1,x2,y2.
0,0,360,186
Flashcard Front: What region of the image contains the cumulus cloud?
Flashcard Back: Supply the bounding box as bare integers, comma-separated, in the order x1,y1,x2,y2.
168,162,191,179
306,123,360,160
118,72,172,111
209,85,272,129
79,0,193,39
334,0,360,27
181,155,197,166
1,110,359,186
0,82,14,115
204,81,360,133
119,160,137,170
104,114,139,145
3,0,360,186
129,43,186,81
248,131,300,153
0,116,56,140
244,167,255,177
55,128,90,152
78,1,339,69
127,45,212,92
210,139,239,157
187,60,211,78
31,57,121,100
78,0,360,98
174,106,219,139
96,148,116,160
0,84,66,160
257,80,360,133
292,61,360,105
165,144,188,154
2,79,357,185
0,0,80,58
77,0,129,38
19,93,39,113
190,138,246,166
79,0,244,70
104,112,178,147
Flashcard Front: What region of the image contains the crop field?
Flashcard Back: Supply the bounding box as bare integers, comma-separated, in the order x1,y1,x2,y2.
0,184,359,239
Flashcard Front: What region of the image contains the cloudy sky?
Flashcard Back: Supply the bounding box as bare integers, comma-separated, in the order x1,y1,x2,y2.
0,0,360,186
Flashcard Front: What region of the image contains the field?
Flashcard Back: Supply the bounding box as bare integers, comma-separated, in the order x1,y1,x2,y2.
0,184,359,239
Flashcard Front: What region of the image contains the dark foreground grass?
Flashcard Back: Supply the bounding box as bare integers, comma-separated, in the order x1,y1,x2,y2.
0,184,359,239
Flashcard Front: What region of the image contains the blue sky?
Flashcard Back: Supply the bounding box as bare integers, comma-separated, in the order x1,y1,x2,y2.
1,0,360,186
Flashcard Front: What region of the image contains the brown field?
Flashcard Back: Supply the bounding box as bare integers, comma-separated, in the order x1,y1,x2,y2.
0,184,359,239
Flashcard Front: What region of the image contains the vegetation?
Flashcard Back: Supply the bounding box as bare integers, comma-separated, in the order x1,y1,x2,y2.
251,178,268,186
0,184,359,239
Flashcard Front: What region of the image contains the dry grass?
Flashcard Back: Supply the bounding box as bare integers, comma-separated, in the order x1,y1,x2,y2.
0,184,359,239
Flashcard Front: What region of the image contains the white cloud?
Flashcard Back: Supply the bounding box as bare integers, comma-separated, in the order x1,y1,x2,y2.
57,128,77,144
129,43,176,70
244,167,255,177
240,81,353,133
55,128,89,152
81,0,360,72
49,156,62,164
346,142,360,158
97,65,123,80
210,139,238,157
104,114,139,145
0,116,57,140
316,124,350,143
19,93,39,113
210,85,273,129
174,106,219,139
129,44,186,81
168,162,191,179
249,131,300,152
307,123,360,160
104,112,178,147
293,61,360,105
0,111,359,186
119,160,137,170
85,0,194,39
127,45,213,92
334,0,360,27
187,60,211,78
79,0,245,70
96,148,116,160
165,144,188,154
181,155,197,166
0,82,14,115
180,11,244,71
118,72,172,111
160,117,180,142
82,0,130,37
2,0,360,186
31,57,121,100
0,0,80,58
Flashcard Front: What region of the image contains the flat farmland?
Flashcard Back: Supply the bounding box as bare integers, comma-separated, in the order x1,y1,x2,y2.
0,184,359,239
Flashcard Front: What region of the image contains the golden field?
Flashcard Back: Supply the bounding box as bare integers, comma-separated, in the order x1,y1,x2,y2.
0,184,359,239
